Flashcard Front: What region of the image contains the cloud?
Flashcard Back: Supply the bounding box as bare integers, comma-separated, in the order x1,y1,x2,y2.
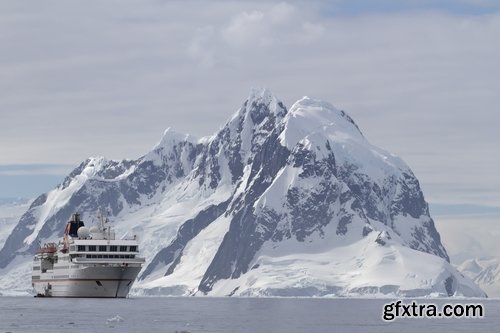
220,2,323,47
0,0,499,208
0,164,74,176
187,26,217,68
0,164,74,198
223,10,270,47
186,2,324,67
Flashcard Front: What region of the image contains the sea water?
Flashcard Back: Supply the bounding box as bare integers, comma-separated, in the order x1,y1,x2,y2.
0,297,498,332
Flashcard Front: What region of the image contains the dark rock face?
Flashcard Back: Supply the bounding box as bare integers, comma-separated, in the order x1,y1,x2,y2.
444,275,457,296
390,172,428,219
199,131,290,293
0,89,450,295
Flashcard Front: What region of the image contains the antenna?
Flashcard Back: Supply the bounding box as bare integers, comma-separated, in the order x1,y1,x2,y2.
96,208,105,232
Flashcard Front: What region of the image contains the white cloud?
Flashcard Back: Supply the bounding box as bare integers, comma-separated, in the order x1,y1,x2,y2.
299,22,325,42
187,26,217,68
0,165,73,176
268,2,297,24
0,0,499,208
223,10,270,47
220,2,323,48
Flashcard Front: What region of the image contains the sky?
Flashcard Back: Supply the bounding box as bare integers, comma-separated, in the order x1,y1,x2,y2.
0,0,499,218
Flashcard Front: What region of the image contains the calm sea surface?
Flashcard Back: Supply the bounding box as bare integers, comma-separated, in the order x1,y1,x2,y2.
0,297,498,332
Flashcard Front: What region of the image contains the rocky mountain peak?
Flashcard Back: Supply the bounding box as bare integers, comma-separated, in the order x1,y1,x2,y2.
155,127,196,149
0,89,485,298
280,96,365,150
245,87,287,120
232,87,287,132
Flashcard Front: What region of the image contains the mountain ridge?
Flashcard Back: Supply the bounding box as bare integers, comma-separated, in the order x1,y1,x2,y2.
0,88,484,297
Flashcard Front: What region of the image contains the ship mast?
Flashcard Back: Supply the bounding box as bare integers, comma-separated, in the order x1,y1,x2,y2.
96,209,112,240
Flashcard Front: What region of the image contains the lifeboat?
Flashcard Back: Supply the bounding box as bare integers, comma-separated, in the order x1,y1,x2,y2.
36,243,57,254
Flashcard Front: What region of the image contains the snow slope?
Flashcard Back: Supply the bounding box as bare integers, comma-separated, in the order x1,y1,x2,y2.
211,232,480,297
458,257,500,298
0,198,31,249
0,198,33,296
0,88,485,297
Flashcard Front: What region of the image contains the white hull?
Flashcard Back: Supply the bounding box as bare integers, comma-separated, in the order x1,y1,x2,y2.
32,213,145,298
33,266,142,298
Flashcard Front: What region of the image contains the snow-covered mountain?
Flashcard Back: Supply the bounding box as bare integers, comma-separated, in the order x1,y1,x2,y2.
0,89,485,297
0,198,32,249
458,257,499,297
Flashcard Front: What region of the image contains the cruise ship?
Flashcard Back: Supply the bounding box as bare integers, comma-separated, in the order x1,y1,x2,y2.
32,213,145,298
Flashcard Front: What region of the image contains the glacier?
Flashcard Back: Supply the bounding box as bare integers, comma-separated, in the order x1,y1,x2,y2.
458,257,499,297
0,88,486,297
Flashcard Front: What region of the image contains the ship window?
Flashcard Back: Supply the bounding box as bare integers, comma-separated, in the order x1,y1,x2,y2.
97,255,102,258
120,246,127,252
88,246,96,252
91,255,97,258
86,255,91,258
110,246,117,252
99,245,107,252
78,245,86,251
129,246,137,252
120,255,125,258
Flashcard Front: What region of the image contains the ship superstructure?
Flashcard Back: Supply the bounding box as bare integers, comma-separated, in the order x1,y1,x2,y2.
32,212,144,298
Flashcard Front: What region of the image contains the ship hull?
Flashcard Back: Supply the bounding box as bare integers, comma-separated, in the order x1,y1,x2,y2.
33,266,141,298
32,213,145,298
